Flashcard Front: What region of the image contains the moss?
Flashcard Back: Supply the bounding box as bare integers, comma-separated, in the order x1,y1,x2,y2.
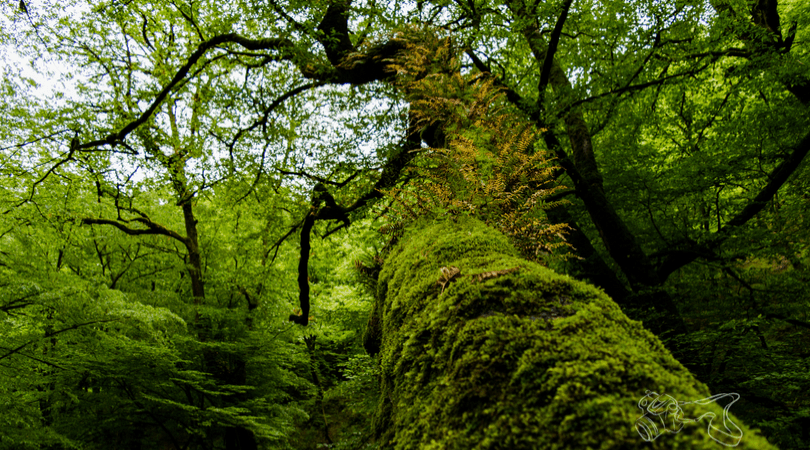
369,217,776,449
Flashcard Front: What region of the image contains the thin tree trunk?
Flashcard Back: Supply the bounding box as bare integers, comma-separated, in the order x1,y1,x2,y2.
180,201,204,301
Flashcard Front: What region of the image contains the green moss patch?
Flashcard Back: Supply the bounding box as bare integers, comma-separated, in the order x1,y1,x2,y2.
367,217,775,449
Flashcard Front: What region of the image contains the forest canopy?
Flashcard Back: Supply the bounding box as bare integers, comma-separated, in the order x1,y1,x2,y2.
1,0,809,448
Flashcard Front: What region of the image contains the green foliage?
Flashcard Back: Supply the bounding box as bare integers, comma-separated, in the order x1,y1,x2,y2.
2,0,810,448
0,182,314,449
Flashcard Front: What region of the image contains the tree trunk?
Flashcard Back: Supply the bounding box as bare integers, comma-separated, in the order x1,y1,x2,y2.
180,201,205,302
178,200,257,450
364,217,773,449
544,203,630,302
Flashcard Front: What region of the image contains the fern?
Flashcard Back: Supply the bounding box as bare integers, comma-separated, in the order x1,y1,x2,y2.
381,28,571,261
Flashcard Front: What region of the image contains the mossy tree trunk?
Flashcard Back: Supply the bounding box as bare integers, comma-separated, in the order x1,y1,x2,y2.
364,217,775,449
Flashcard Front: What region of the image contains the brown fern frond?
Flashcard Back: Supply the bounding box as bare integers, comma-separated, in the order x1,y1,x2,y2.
377,27,570,260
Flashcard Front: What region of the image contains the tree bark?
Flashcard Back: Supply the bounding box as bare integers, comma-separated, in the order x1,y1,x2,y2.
180,201,205,301
543,204,631,302
365,217,774,449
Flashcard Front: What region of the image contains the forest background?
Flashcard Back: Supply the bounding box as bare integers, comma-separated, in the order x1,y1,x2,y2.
0,0,809,448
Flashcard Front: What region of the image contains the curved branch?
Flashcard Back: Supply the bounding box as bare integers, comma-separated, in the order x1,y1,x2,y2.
288,114,424,326
466,50,528,108
78,33,296,151
82,217,188,244
172,1,205,42
538,0,572,97
657,128,810,280
343,115,423,214
230,82,326,204
269,0,315,37
265,219,304,266
322,222,349,239
561,61,714,113
23,146,76,203
229,81,325,153
290,211,316,326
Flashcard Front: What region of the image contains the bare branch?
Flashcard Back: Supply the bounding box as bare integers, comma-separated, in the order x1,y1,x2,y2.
264,219,305,266
78,33,295,151
538,0,573,97
656,127,810,280
290,210,316,326
0,129,71,152
82,217,188,244
721,130,810,230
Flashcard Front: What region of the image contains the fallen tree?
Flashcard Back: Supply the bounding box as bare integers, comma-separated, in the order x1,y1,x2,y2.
364,217,775,449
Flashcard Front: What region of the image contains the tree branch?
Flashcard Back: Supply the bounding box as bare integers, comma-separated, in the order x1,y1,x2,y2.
342,113,423,215
287,111,425,325
538,0,572,97
0,129,71,152
290,210,316,326
656,128,810,280
317,0,355,66
0,320,116,362
78,33,296,152
265,219,304,266
466,50,528,107
561,61,714,113
765,313,810,331
82,218,188,244
721,129,810,231
22,145,76,204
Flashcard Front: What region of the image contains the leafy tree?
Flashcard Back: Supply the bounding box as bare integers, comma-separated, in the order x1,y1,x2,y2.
1,0,809,448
